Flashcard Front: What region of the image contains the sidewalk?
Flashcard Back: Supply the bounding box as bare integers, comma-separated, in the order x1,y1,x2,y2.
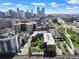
17,43,29,55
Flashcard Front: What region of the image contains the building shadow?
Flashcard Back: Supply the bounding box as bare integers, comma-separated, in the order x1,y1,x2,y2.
43,51,56,57
0,53,15,59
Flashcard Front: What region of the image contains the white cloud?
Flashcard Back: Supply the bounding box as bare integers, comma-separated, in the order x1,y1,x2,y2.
66,6,79,9
16,4,22,7
67,0,79,4
1,3,12,6
32,3,45,6
0,4,29,12
16,4,28,7
45,9,79,14
50,2,58,7
16,4,29,11
50,2,64,7
0,7,16,12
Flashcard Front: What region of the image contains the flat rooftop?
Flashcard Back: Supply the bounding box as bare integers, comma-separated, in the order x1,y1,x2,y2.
0,32,15,41
14,22,36,25
44,33,55,45
32,31,55,45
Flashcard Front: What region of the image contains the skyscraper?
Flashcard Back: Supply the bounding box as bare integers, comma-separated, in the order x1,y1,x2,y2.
0,11,6,18
17,8,20,13
8,10,16,18
37,6,40,17
42,7,45,17
31,9,33,17
16,8,20,19
19,10,25,19
37,6,45,18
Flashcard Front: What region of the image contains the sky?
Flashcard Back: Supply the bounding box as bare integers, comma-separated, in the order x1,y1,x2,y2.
0,0,79,14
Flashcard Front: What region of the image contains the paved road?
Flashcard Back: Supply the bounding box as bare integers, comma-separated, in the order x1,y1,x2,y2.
65,28,74,50
17,34,33,55
60,42,68,55
0,55,56,59
17,43,29,55
1,55,79,59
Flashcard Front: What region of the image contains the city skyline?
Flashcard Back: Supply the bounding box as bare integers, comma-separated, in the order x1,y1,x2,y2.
0,0,79,14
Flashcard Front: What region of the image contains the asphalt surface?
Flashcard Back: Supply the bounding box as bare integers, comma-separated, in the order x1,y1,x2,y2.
1,55,79,59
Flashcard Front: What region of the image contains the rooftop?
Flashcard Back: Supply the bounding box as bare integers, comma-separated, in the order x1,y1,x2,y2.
14,22,36,25
32,31,55,45
44,33,55,45
0,32,15,41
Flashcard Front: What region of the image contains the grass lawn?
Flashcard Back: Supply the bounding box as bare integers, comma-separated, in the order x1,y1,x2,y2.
72,40,79,48
67,29,79,40
57,28,79,48
31,36,44,52
57,28,65,33
66,29,79,48
31,47,43,52
56,28,71,47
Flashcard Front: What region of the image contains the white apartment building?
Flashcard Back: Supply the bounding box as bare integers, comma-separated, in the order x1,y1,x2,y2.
0,33,17,54
0,32,28,55
13,22,36,34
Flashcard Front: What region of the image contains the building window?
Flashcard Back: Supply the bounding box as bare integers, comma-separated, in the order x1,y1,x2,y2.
0,41,5,52
6,40,12,52
20,24,26,31
33,24,36,31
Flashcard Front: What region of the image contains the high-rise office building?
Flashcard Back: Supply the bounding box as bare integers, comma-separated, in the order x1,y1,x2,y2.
42,7,45,17
5,10,16,18
17,8,20,13
19,10,25,19
0,11,6,18
25,10,32,19
31,9,34,17
8,10,16,18
37,6,40,17
16,8,20,19
5,11,10,16
37,6,45,18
